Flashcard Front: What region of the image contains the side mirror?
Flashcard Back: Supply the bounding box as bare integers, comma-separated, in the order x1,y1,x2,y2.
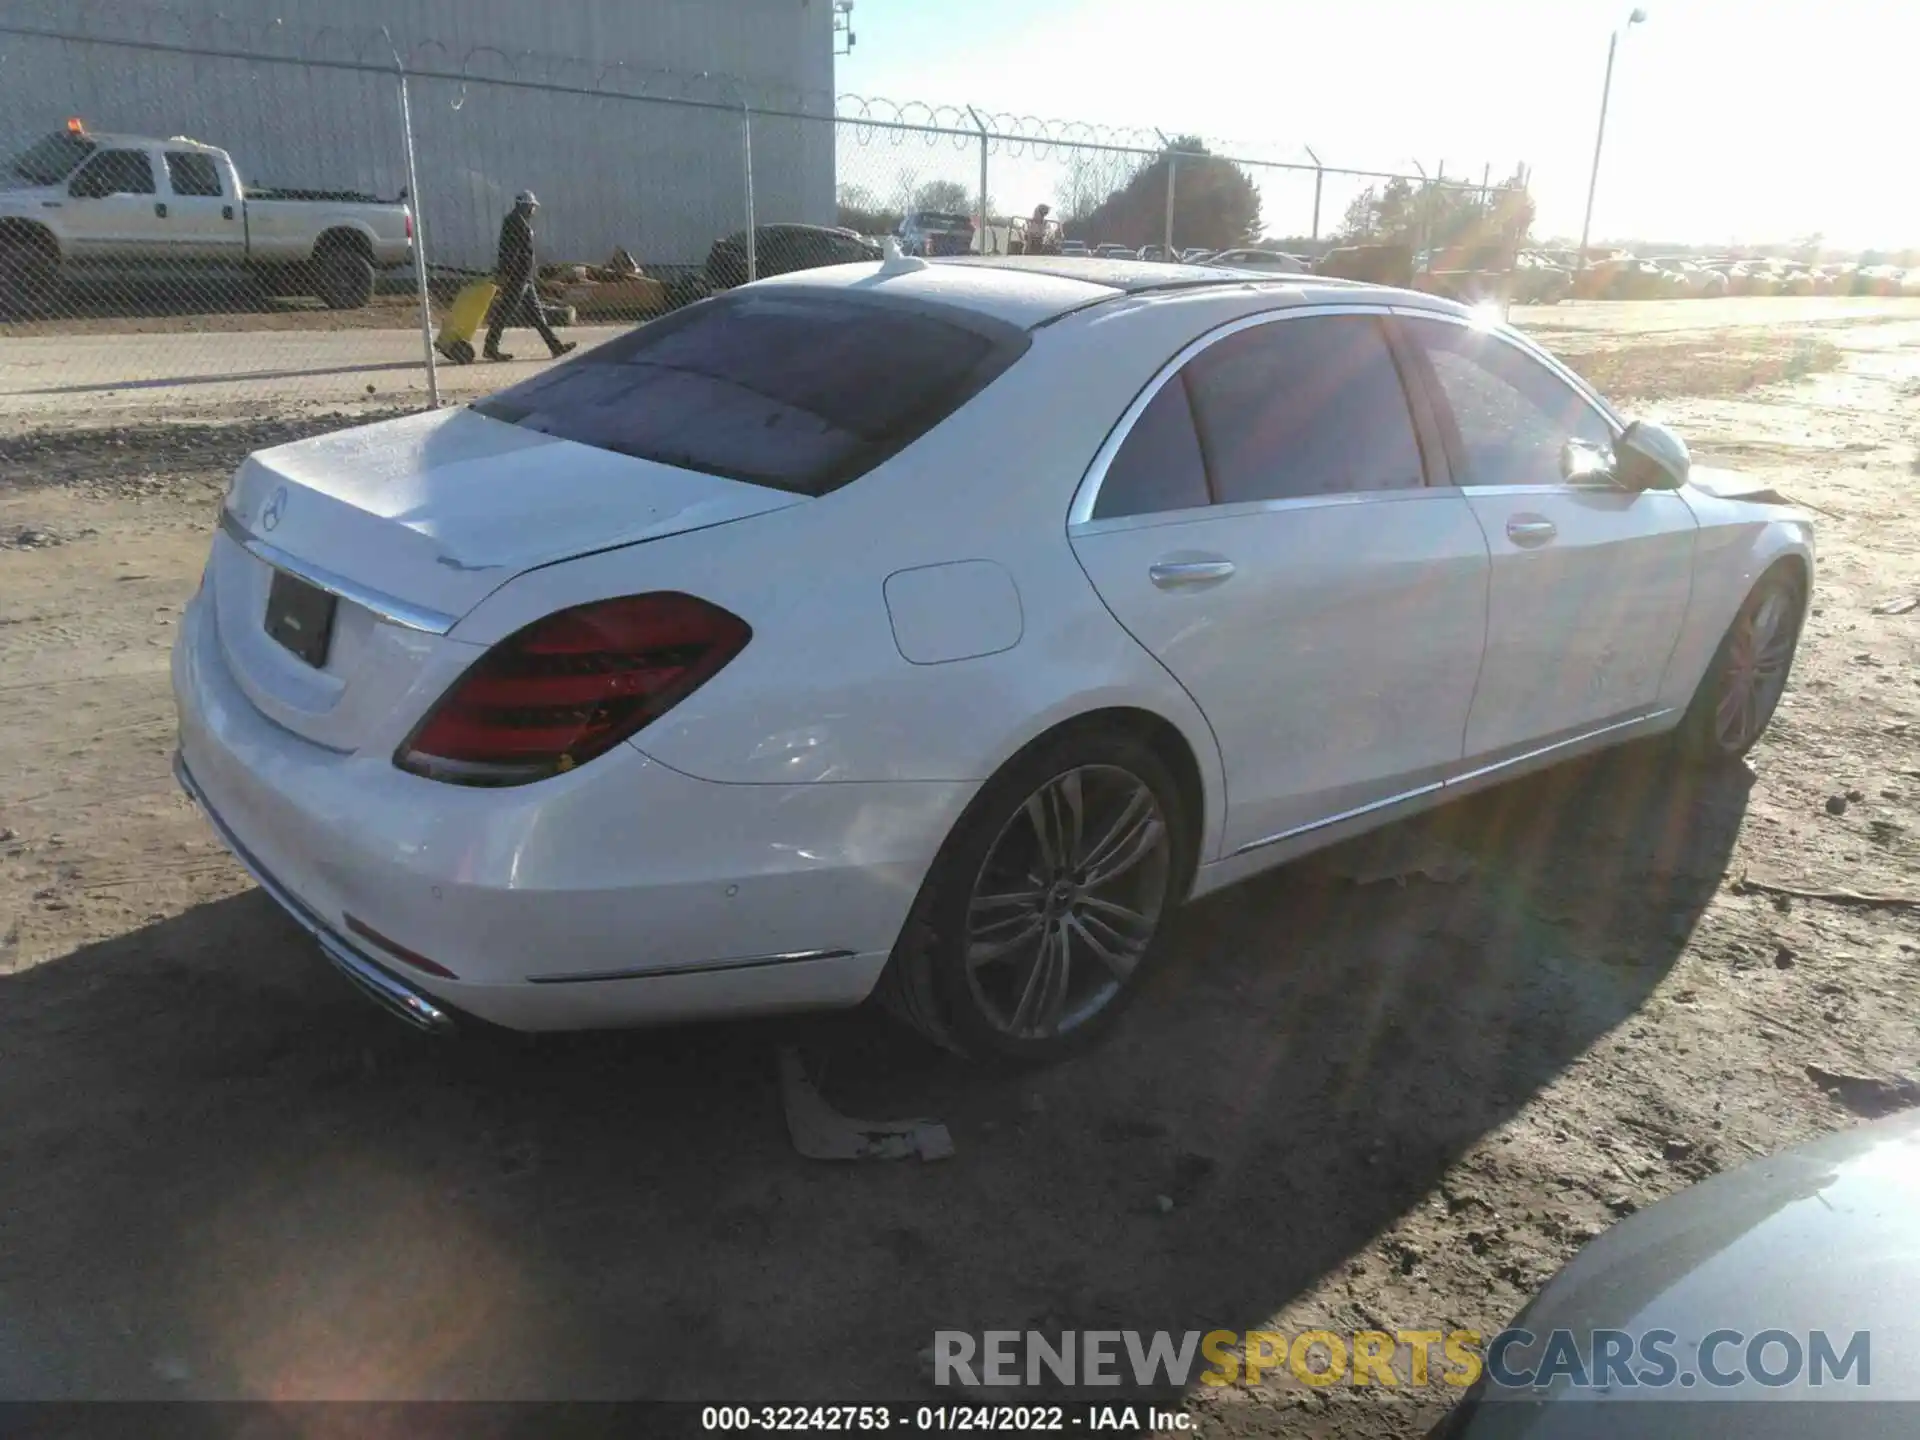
1614,418,1690,491
69,171,107,199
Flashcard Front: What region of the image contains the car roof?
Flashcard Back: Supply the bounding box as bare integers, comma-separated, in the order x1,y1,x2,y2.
79,132,223,154
750,254,1467,329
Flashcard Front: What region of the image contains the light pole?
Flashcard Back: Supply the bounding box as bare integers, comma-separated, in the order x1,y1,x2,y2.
1576,7,1646,277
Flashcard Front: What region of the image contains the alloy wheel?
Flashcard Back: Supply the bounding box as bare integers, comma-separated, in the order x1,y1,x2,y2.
963,765,1171,1041
1715,585,1797,751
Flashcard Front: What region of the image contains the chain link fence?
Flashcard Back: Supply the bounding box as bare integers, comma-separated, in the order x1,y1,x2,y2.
0,1,1532,420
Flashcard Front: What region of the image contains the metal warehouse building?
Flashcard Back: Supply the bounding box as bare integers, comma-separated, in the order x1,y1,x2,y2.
1,0,838,271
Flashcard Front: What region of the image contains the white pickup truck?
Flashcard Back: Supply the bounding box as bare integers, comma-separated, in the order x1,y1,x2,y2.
0,124,414,312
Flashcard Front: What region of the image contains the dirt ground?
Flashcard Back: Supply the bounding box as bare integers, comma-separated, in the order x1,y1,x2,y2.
2,298,1918,1436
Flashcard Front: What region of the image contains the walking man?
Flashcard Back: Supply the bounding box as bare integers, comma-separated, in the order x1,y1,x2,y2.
1022,203,1053,256
484,191,576,362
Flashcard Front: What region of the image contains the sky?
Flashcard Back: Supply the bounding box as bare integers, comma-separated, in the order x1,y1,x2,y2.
832,0,1919,250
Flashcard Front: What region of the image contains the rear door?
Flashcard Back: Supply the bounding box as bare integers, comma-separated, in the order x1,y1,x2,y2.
1396,312,1696,761
161,150,243,261
1069,306,1490,857
64,146,164,258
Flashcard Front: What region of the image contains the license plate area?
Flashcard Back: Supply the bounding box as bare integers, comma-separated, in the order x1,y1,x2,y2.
264,569,337,668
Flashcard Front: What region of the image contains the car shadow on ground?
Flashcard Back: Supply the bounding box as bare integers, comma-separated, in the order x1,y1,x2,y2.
0,739,1749,1408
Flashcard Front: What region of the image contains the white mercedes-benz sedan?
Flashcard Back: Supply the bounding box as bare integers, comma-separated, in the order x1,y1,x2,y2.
172,254,1813,1061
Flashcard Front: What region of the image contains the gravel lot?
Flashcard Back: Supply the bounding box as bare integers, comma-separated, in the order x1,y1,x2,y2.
2,297,1918,1435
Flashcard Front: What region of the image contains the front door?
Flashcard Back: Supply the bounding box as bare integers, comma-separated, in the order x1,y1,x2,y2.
65,147,165,259
1398,314,1697,760
1069,308,1491,856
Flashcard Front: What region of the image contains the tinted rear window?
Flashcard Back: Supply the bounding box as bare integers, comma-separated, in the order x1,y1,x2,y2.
475,291,1026,496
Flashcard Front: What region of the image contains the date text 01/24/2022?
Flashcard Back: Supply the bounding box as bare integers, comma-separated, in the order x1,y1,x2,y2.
698,1404,1195,1432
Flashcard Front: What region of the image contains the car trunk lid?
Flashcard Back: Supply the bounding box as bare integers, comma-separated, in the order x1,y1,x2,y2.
211,405,802,751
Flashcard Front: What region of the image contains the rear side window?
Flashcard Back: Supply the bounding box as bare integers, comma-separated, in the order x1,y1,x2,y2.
1093,377,1210,520
475,291,1026,497
1183,315,1424,503
165,152,223,197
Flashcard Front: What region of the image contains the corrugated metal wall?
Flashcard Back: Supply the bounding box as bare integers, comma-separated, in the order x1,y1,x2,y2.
1,0,836,270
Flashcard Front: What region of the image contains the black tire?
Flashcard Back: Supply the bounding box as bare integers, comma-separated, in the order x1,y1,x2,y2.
314,249,375,309
876,724,1193,1064
1676,565,1806,763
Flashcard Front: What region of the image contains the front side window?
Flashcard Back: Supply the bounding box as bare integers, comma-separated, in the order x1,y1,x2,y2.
1181,314,1426,504
165,152,223,197
474,291,1026,497
1403,318,1616,487
72,149,155,197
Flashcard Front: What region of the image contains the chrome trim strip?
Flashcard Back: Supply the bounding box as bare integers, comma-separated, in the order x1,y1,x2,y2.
1447,709,1672,787
1228,709,1676,858
1066,301,1400,529
1231,781,1445,857
1458,483,1626,499
529,948,859,985
219,508,458,636
173,751,455,1034
1073,482,1458,537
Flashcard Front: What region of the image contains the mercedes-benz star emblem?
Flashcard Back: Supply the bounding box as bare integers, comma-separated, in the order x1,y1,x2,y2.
261,485,288,533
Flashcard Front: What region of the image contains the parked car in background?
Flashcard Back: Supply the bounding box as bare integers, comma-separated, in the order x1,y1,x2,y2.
1179,247,1216,264
1316,242,1414,287
1571,250,1632,299
1580,257,1683,300
1058,239,1091,257
175,254,1812,1061
1776,262,1817,296
1208,247,1309,273
1507,251,1571,305
1413,242,1517,306
1727,260,1788,296
1136,244,1173,262
1646,256,1729,297
1093,243,1135,260
896,210,976,258
704,223,879,290
0,122,413,313
1853,263,1905,296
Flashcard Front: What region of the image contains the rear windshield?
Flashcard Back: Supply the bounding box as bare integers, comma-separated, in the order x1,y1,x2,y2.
474,290,1027,496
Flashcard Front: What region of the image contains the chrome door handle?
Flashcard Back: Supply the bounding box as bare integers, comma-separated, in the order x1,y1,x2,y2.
1149,560,1235,588
1505,518,1557,547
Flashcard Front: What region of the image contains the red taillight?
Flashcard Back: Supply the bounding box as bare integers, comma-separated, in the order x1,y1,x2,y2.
405,212,414,240
396,592,751,786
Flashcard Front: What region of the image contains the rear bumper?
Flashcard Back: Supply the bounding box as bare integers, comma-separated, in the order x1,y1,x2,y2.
174,751,455,1034
170,579,971,1032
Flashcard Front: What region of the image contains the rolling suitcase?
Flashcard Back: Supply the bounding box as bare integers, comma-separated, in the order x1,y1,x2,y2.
434,280,498,365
